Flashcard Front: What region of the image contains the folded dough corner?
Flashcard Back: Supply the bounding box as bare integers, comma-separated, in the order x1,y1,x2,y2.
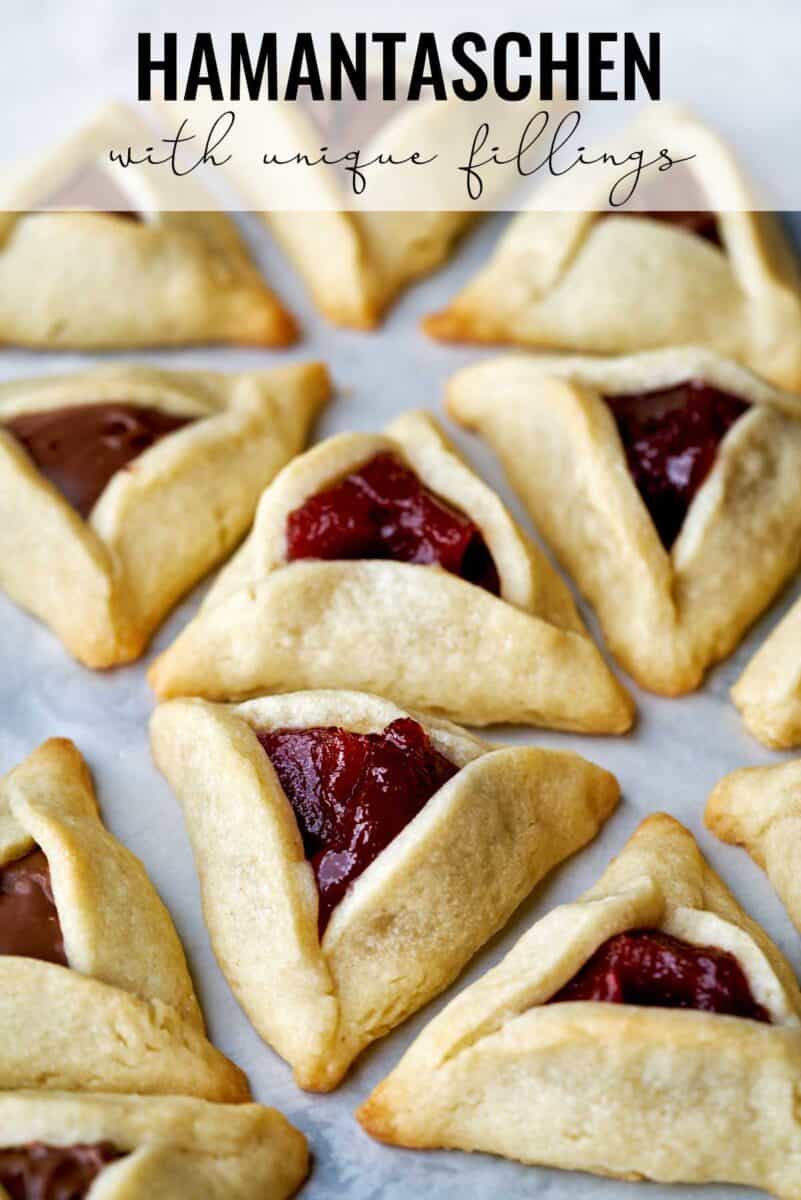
359,813,801,1199
0,738,248,1102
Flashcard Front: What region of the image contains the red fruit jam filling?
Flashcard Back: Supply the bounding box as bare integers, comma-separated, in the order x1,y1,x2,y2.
257,718,458,934
605,381,748,549
614,210,721,246
0,848,67,967
548,928,770,1022
0,1142,124,1200
4,402,196,518
285,451,500,595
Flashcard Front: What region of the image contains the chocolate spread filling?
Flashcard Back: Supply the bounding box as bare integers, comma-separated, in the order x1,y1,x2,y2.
0,1141,123,1199
0,848,67,966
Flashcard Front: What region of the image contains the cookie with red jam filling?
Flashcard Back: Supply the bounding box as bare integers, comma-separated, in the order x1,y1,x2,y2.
447,347,801,694
149,410,633,733
150,688,620,1089
424,109,801,391
359,814,801,1200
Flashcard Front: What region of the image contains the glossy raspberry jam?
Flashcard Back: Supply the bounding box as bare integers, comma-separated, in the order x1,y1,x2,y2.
548,928,771,1022
0,1141,123,1200
257,718,458,934
605,381,748,549
285,451,500,594
615,210,721,246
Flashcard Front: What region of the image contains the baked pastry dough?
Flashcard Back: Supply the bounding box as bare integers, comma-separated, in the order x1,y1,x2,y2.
732,597,801,747
0,361,330,668
707,759,801,936
148,411,633,731
0,738,247,1101
447,348,801,695
0,1092,307,1199
424,109,801,391
0,105,296,348
255,95,487,328
359,813,801,1199
150,688,620,1090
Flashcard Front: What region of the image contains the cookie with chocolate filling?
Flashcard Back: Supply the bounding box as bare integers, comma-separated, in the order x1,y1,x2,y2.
0,1092,307,1199
0,361,329,667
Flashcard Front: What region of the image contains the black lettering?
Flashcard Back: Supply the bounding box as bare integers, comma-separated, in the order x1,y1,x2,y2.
539,32,579,101
137,32,177,101
371,32,406,100
588,32,617,99
452,33,488,100
408,32,447,100
285,32,324,100
230,32,277,100
185,33,223,101
625,32,660,99
330,32,367,100
494,32,532,101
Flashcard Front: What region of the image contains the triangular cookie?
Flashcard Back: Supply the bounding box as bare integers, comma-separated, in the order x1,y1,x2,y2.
148,410,633,731
150,689,620,1090
424,108,801,391
0,738,247,1101
0,104,296,347
0,361,329,667
708,760,801,935
359,814,801,1198
161,89,525,329
732,597,801,747
0,1092,307,1198
253,93,490,329
447,348,801,695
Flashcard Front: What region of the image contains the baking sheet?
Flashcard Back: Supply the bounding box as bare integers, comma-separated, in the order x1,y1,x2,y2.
1,211,800,1199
